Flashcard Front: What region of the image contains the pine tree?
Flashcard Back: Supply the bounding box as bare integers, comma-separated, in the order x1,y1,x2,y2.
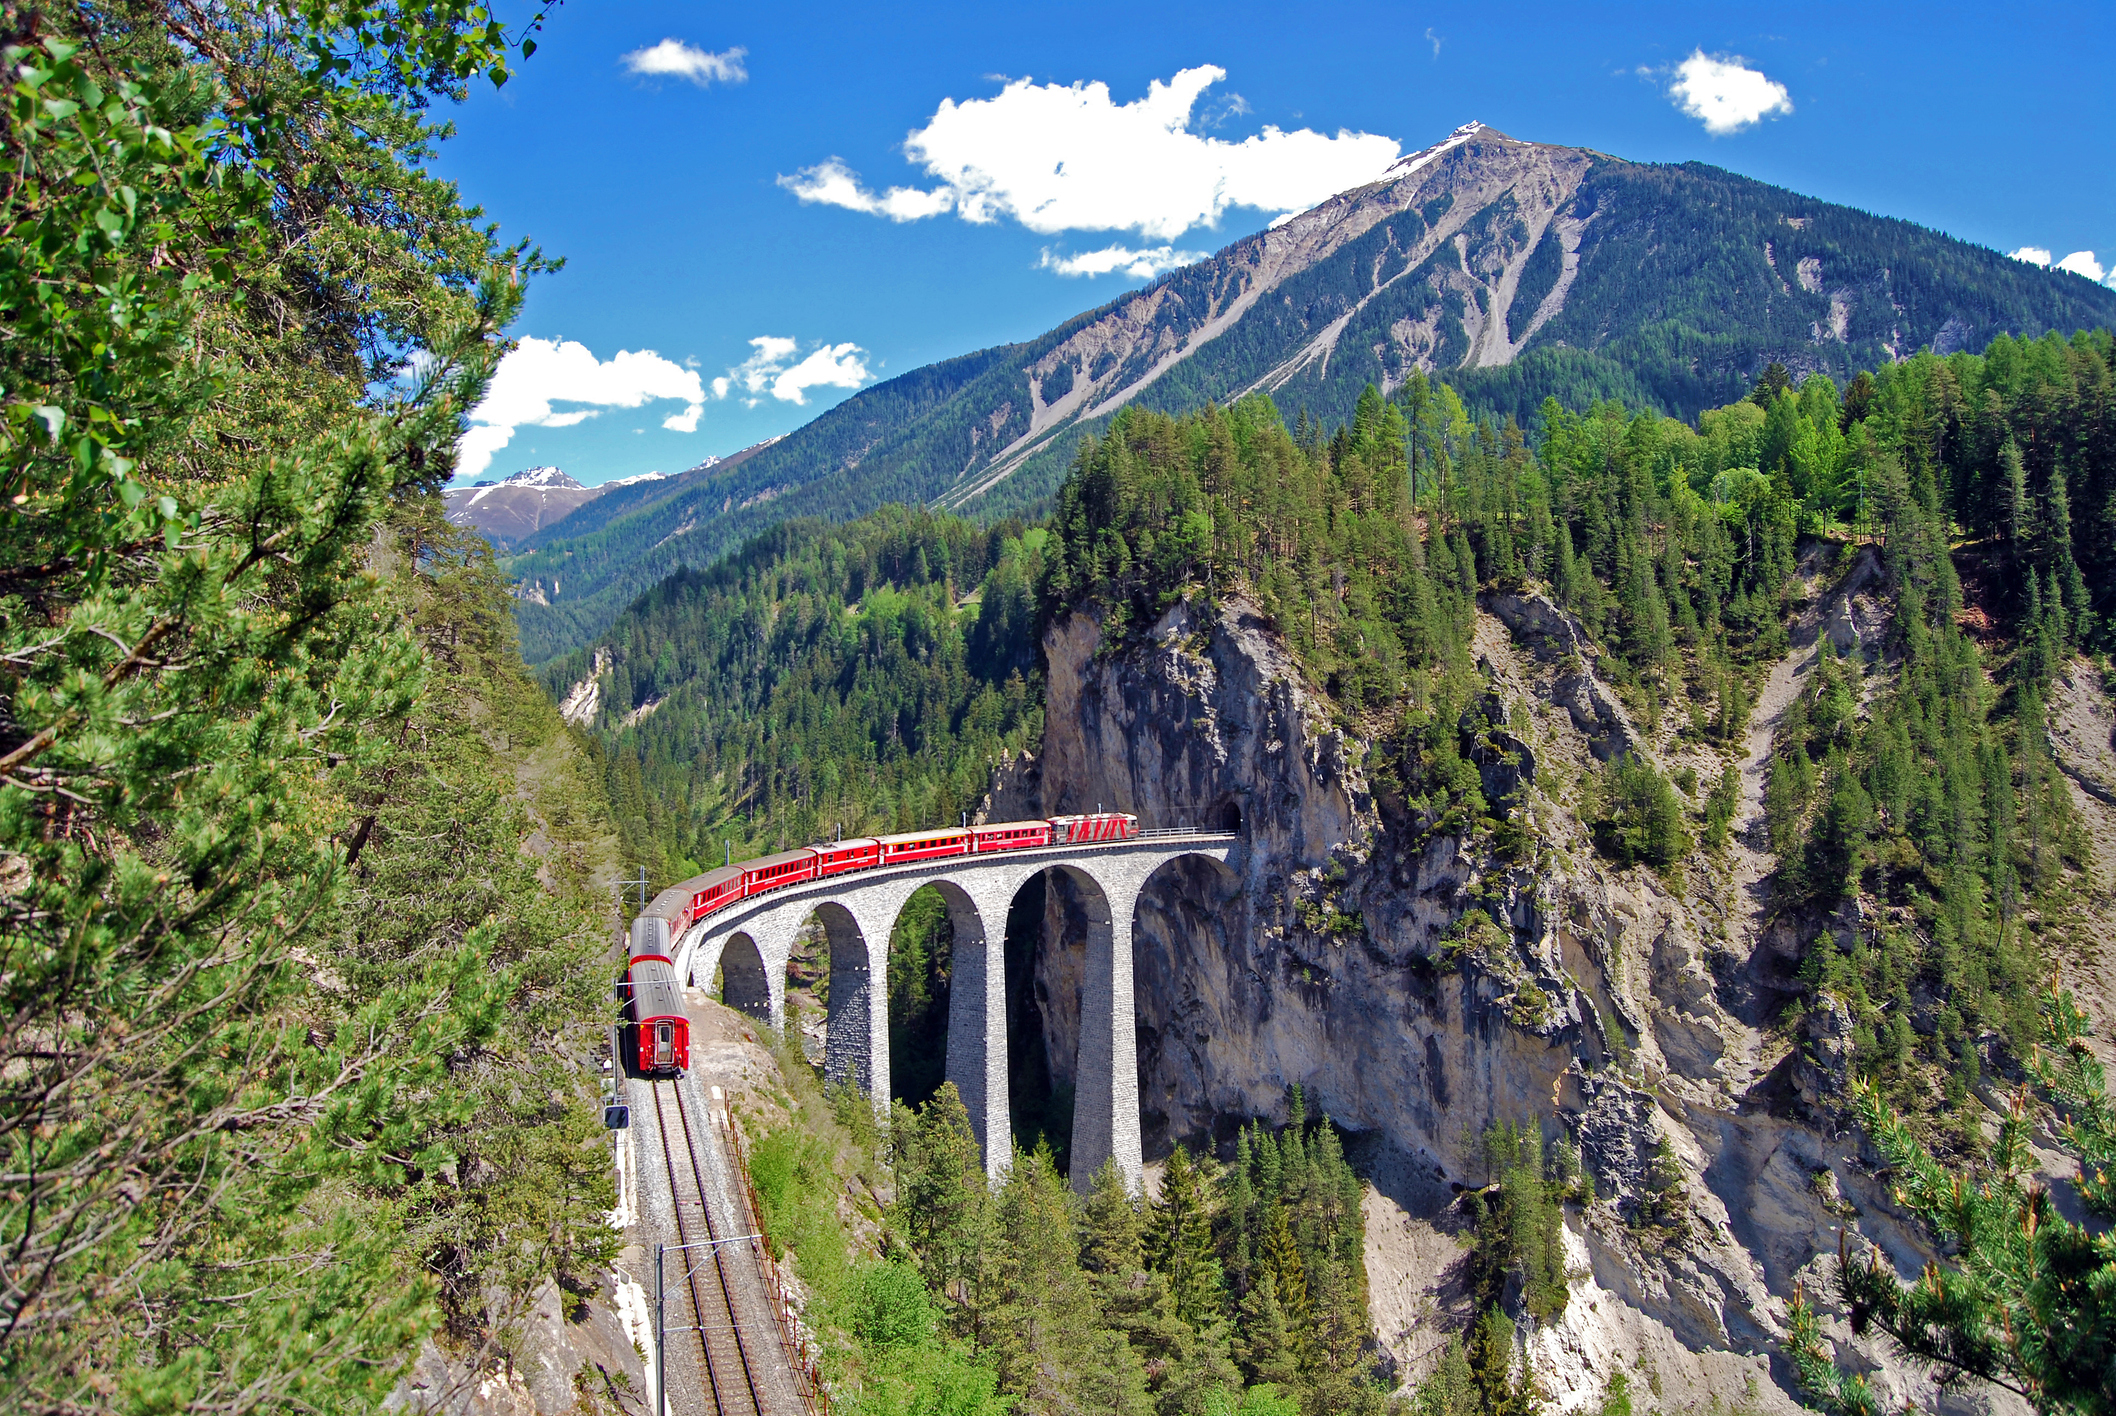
1150,1145,1225,1328
1261,1206,1311,1337
891,1084,991,1328
986,1147,1148,1415
1787,991,2116,1416
1233,1270,1302,1391
1412,1336,1478,1416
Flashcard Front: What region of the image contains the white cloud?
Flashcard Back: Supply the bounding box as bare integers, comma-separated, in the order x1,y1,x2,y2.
2009,245,2116,288
779,65,1401,244
622,39,747,86
778,158,958,221
2055,250,2108,283
1040,244,1205,279
1668,50,1792,135
460,337,705,479
711,336,873,407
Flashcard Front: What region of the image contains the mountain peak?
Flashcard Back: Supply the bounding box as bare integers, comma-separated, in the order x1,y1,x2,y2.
502,466,583,490
1381,120,1514,180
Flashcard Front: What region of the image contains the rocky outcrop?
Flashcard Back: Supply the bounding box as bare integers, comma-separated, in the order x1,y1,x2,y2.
557,647,612,728
387,1276,649,1416
1020,587,2018,1416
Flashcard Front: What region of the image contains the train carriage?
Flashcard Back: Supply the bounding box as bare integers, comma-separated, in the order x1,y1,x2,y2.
814,837,881,877
684,864,743,929
621,952,689,1076
739,847,819,899
877,827,972,863
1049,812,1139,845
972,820,1053,853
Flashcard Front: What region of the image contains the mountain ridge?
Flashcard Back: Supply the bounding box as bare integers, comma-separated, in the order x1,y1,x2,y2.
505,126,2116,664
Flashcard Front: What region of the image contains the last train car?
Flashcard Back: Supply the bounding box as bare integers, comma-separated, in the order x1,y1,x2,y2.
622,917,689,1076
1049,812,1139,845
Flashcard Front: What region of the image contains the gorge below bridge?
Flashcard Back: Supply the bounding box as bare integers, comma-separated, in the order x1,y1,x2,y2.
634,829,1241,1189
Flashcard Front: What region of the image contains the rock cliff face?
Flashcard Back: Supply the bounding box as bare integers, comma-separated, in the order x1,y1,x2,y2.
1018,580,2049,1415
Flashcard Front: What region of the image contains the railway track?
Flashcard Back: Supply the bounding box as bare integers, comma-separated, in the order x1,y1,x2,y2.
650,1079,767,1416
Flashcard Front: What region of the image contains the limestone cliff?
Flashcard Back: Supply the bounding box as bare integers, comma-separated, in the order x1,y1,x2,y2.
1015,571,2061,1415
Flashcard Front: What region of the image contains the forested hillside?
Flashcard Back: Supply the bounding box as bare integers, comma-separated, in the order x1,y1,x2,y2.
505,126,2116,666
540,508,1045,883
0,7,619,1410
1044,330,2113,1088
742,1067,1385,1416
558,309,2116,1411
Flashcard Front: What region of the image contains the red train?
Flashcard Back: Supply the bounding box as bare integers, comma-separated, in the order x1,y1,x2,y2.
619,813,1140,1074
619,918,690,1077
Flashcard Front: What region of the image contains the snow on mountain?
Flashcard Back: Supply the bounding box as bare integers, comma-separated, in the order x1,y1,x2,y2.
444,466,600,546
501,465,584,490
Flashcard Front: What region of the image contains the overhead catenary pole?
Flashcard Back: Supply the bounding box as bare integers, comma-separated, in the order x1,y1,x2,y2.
655,1243,666,1416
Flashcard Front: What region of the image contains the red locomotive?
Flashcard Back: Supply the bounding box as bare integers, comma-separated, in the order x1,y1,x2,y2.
620,813,1141,1073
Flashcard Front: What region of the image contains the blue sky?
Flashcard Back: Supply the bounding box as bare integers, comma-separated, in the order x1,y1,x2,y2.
437,1,2116,487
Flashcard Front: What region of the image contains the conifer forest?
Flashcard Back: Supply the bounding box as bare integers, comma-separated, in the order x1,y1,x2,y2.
4,3,2115,1415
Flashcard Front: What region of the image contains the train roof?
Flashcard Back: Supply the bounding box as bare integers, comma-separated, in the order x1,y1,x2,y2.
877,827,970,846
747,847,818,871
642,883,694,926
812,837,879,851
630,954,684,1020
975,819,1049,831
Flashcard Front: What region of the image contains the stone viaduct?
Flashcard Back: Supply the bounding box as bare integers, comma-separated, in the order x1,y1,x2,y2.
635,832,1238,1191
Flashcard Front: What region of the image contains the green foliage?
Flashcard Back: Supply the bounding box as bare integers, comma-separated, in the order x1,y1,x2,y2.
548,509,1046,884
874,1086,1386,1416
1630,1137,1688,1231
1411,1336,1478,1416
1786,990,2116,1416
1702,762,1741,851
0,3,609,1409
750,1077,1010,1416
1596,1372,1632,1416
1591,755,1695,869
1469,1123,1570,1322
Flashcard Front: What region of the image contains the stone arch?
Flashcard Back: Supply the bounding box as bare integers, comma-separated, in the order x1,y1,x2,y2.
1128,851,1246,1159
879,878,1011,1172
809,901,878,1096
881,883,959,1109
1039,862,1134,1194
716,931,771,1025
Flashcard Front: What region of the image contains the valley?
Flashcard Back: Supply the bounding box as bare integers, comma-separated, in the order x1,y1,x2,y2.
550,323,2116,1416
10,13,2112,1414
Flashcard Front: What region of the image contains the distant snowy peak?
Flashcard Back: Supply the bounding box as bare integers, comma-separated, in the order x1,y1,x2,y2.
604,470,669,489
502,465,584,490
